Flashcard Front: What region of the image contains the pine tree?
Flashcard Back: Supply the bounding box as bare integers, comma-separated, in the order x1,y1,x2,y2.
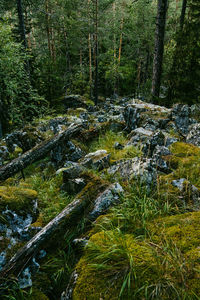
168,0,200,104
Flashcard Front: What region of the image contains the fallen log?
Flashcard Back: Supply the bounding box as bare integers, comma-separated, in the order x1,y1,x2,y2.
0,124,82,182
0,175,108,278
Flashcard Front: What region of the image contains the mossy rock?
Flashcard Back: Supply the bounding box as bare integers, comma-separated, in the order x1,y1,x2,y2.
0,186,37,215
73,211,200,299
160,142,200,201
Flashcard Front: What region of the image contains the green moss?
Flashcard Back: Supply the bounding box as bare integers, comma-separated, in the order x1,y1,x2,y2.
89,130,141,163
0,186,37,214
158,142,200,205
73,211,200,299
31,289,49,300
74,231,156,300
23,172,72,225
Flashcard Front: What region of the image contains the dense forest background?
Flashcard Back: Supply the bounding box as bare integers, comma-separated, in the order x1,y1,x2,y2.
0,0,199,132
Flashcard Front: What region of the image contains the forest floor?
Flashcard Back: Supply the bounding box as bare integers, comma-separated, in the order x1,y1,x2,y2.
0,96,200,300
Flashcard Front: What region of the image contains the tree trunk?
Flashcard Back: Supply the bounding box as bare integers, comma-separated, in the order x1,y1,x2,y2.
180,0,187,30
118,18,124,64
152,0,168,99
0,195,95,277
94,0,98,106
17,0,27,49
45,0,53,58
0,125,82,182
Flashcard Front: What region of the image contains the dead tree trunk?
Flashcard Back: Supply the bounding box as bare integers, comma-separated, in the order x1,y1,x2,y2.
0,179,109,278
152,0,168,99
0,125,82,182
0,196,92,277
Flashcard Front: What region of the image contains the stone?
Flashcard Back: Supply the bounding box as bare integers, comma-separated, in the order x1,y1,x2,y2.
81,150,110,171
142,130,165,157
152,145,171,173
5,127,43,153
123,105,146,131
186,123,200,146
57,163,86,181
0,145,9,166
172,178,200,205
171,104,197,135
127,127,153,147
108,157,157,186
113,142,124,150
89,183,123,220
64,95,88,109
61,178,86,195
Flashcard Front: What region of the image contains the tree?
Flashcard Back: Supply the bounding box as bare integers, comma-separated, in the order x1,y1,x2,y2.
168,0,200,103
152,0,168,99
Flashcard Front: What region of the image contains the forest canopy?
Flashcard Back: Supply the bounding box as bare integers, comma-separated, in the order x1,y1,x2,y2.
0,0,199,130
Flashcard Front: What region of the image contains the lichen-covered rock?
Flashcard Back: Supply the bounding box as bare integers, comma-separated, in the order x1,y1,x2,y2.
142,130,166,157
123,105,146,131
171,178,200,205
61,178,86,195
50,141,85,167
81,150,110,171
89,183,123,220
127,127,153,148
171,104,197,135
152,145,171,173
108,157,157,186
186,123,200,146
64,95,88,109
5,125,43,153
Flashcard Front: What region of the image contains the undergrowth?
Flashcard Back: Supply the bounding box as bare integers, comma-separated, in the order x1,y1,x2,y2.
89,130,141,162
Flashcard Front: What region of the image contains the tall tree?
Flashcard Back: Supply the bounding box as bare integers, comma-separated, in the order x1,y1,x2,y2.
94,0,99,105
152,0,168,99
180,0,187,30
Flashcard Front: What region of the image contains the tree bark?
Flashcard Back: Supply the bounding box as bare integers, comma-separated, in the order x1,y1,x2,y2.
0,195,94,277
0,125,82,182
94,0,98,106
180,0,187,30
17,0,27,49
152,0,168,99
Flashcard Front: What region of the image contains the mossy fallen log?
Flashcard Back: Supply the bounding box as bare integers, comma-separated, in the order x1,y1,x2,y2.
0,174,110,278
0,124,82,182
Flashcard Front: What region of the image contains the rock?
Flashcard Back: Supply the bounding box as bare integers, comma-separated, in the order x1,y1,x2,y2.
108,157,157,186
172,178,200,205
50,141,85,167
127,127,153,147
113,142,124,150
48,117,68,134
81,150,110,171
65,141,85,162
143,118,159,131
18,267,32,289
186,123,200,146
98,116,107,123
123,105,146,131
89,183,123,220
171,104,196,135
64,95,88,109
5,126,43,153
61,178,86,195
152,145,171,173
59,163,86,181
61,271,79,300
165,136,178,147
142,130,165,157
0,145,9,166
